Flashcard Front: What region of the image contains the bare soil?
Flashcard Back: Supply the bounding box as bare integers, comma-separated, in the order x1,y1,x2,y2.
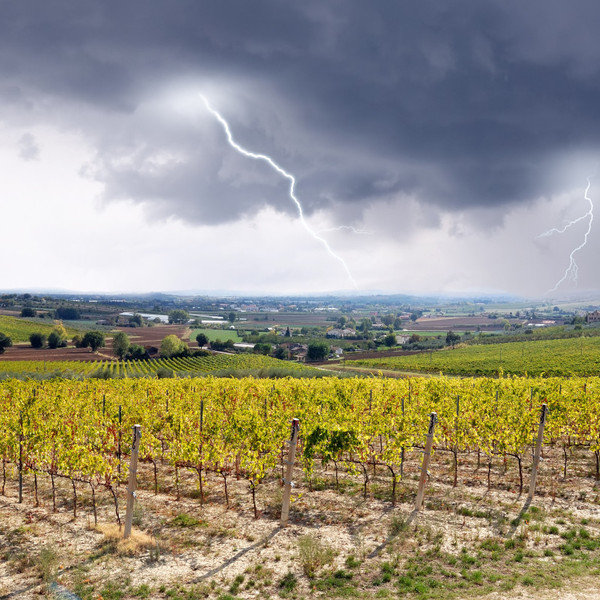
2,442,600,599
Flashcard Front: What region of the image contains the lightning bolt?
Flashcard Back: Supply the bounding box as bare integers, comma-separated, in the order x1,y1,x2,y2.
543,178,594,294
200,95,358,289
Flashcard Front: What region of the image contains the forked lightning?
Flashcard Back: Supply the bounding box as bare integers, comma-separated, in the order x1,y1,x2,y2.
542,178,594,293
200,95,358,288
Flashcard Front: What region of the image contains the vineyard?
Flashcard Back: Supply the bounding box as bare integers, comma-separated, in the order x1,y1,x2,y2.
347,335,600,376
0,353,321,379
0,315,80,343
3,375,600,513
4,375,600,599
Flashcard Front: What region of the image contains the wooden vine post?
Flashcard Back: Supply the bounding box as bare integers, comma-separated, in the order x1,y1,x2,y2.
18,411,23,504
415,412,437,511
527,404,547,503
280,418,300,527
123,424,141,539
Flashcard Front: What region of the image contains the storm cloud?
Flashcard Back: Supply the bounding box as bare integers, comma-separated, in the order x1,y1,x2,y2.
2,1,600,294
1,1,600,227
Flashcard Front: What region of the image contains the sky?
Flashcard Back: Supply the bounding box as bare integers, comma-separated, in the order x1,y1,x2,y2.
2,1,600,298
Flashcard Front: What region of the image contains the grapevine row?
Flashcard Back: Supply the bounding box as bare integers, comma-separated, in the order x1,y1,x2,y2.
1,376,598,521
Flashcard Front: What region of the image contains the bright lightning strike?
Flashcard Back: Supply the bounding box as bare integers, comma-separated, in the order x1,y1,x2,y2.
544,178,594,294
200,95,358,288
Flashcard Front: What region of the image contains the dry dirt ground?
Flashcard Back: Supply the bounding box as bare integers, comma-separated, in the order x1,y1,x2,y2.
2,446,600,599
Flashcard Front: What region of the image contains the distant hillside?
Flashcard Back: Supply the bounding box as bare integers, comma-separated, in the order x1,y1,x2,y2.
0,315,81,343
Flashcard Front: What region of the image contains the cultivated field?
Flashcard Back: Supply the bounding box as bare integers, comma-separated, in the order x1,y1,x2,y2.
3,376,600,598
0,315,80,344
0,325,189,362
188,328,244,344
0,353,321,379
347,336,600,377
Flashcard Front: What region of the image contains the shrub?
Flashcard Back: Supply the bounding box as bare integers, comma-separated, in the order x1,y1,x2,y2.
29,332,47,349
0,333,12,354
126,344,148,360
55,307,81,320
210,339,235,351
82,331,105,352
297,534,335,577
156,367,175,379
278,572,297,593
48,331,67,349
160,334,186,358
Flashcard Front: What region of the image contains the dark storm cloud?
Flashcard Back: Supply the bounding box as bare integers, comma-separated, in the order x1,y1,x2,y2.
2,0,600,224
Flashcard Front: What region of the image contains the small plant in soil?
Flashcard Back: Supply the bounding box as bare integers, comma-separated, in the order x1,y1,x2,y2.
171,513,201,527
278,572,298,595
297,534,335,577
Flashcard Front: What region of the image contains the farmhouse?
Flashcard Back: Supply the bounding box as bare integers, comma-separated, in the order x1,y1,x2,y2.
586,310,600,323
326,328,357,339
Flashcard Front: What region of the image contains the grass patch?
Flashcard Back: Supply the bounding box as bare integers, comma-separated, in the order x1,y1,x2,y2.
95,523,155,556
171,513,202,528
297,534,335,578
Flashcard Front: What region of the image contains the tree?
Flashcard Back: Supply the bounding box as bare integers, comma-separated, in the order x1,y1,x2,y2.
129,313,144,327
307,341,329,362
72,334,84,348
29,332,47,349
382,314,395,327
410,312,419,322
82,331,105,352
393,318,403,330
126,344,148,360
195,332,209,347
210,339,235,351
55,307,81,320
253,343,272,355
273,346,289,360
383,333,397,347
359,318,371,333
160,334,186,357
48,331,67,349
228,311,236,324
0,333,12,354
446,330,461,348
47,322,68,349
20,307,36,318
112,331,130,359
168,309,189,324
337,316,347,328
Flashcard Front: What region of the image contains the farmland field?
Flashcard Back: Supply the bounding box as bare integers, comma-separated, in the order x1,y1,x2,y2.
0,315,81,343
188,327,244,343
3,375,600,599
347,335,600,376
0,352,320,378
